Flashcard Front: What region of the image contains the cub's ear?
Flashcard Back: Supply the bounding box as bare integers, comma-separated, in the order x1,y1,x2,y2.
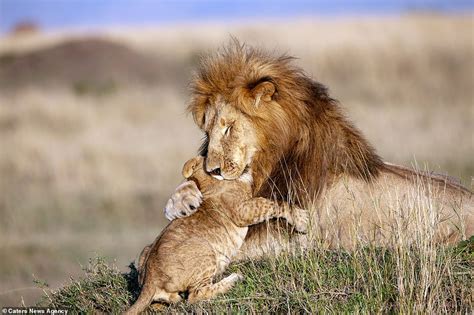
182,158,198,178
250,79,275,107
182,156,204,178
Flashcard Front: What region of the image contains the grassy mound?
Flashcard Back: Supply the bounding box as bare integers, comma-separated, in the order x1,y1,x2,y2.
37,238,473,313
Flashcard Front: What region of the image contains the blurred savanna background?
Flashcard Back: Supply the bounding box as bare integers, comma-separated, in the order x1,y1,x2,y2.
0,0,473,307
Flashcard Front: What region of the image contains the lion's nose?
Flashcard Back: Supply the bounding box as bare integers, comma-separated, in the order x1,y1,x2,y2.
208,167,221,176
205,154,221,175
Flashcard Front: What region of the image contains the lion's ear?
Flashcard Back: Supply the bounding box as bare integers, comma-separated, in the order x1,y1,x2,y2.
250,80,275,107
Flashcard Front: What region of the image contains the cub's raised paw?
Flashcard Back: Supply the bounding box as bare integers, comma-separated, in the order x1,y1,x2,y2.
164,180,202,221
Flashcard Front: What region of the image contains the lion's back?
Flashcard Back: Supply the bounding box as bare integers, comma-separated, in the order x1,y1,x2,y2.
313,163,473,248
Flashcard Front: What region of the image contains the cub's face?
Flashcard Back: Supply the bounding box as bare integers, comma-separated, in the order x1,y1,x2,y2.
199,98,258,181
182,156,252,199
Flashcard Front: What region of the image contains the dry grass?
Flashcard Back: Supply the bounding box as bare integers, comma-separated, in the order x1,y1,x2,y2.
36,242,473,313
38,177,474,313
0,14,472,307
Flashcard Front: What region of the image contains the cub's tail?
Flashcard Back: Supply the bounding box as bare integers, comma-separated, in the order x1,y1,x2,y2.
124,281,156,315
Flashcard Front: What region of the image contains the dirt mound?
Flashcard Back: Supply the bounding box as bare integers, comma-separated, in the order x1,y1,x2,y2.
0,37,183,91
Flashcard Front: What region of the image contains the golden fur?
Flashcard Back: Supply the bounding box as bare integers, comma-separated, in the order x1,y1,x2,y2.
186,40,473,257
126,157,307,314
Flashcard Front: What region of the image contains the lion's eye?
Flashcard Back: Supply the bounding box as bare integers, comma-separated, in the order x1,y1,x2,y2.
224,125,232,136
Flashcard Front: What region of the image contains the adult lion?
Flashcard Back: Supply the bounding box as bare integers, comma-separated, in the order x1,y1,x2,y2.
164,41,473,259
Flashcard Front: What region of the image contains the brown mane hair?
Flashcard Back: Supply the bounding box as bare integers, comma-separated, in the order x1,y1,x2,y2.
188,40,384,205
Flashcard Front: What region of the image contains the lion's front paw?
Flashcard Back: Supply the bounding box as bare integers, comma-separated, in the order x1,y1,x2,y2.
289,207,309,234
164,180,203,221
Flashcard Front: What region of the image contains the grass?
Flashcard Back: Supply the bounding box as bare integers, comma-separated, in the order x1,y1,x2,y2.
38,237,473,313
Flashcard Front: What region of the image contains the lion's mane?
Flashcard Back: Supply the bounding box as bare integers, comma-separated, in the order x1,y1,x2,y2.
189,41,384,204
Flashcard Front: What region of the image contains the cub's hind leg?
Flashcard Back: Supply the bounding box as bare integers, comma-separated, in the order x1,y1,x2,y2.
187,273,243,303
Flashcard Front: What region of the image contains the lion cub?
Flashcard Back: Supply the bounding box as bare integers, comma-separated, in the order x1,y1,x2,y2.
126,156,308,314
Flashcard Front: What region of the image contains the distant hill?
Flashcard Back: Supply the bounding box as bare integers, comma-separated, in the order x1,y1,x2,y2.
0,37,186,91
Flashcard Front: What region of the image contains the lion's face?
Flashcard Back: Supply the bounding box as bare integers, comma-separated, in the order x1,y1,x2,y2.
189,45,281,182
200,97,258,180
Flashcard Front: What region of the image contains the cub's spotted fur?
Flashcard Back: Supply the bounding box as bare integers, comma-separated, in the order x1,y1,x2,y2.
126,156,307,314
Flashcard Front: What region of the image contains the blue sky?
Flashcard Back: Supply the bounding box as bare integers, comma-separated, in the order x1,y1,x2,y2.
0,0,472,32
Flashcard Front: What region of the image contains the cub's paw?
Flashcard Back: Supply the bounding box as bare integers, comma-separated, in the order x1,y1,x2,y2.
164,180,202,221
290,207,309,234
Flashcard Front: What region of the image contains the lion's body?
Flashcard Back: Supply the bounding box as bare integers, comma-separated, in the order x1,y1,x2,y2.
235,164,473,261
187,41,473,261
324,164,471,245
